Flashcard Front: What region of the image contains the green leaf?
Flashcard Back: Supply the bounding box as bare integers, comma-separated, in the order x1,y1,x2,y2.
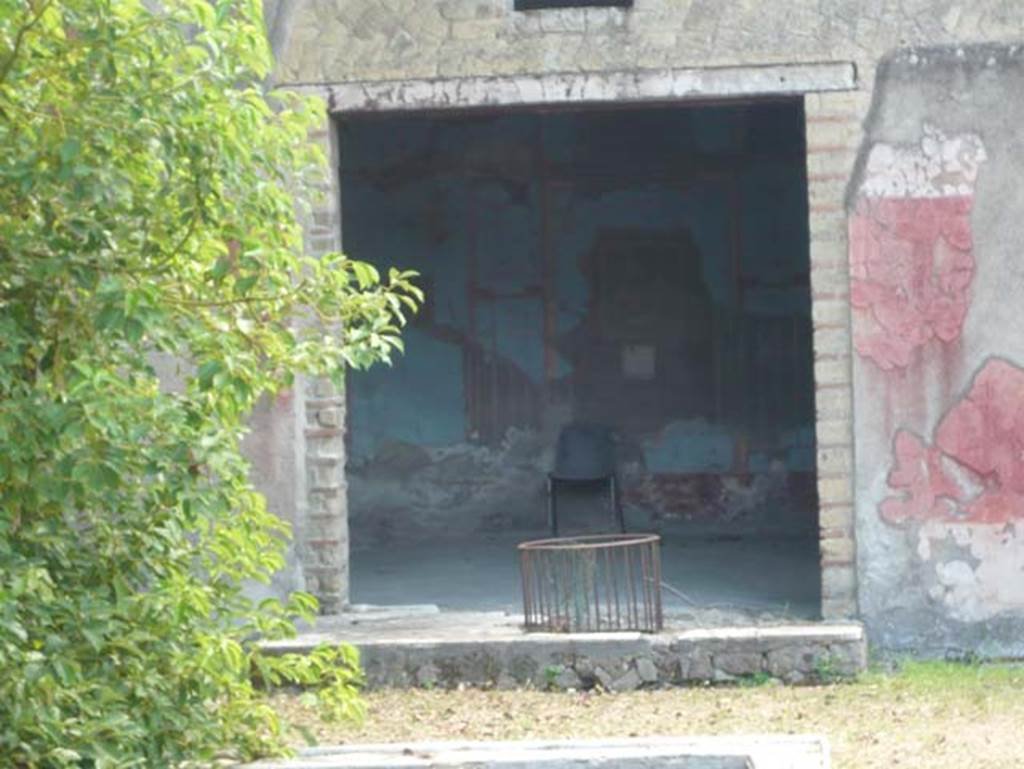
235,274,258,295
197,360,223,390
59,138,81,164
351,261,379,289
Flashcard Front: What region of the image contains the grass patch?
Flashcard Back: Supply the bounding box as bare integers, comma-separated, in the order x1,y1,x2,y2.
869,658,1024,691
271,660,1024,769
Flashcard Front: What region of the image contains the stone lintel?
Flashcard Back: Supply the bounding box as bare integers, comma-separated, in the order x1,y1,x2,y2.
294,62,858,114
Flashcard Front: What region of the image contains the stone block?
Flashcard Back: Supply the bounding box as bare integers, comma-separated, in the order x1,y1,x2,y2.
814,399,852,425
611,667,643,692
765,645,817,681
820,535,855,563
805,90,871,117
817,445,853,476
438,0,505,21
309,377,336,398
671,641,715,682
823,640,868,676
584,7,628,33
811,299,851,329
712,651,765,677
678,652,715,682
456,650,502,685
806,148,858,179
650,643,682,682
818,504,854,529
310,464,342,490
805,118,863,149
636,657,659,683
415,662,441,688
306,516,345,541
572,656,595,679
812,325,853,359
538,9,587,33
593,666,615,691
815,419,852,447
449,18,501,41
554,666,582,691
822,564,858,597
317,407,343,428
807,175,850,208
818,475,854,506
317,593,344,616
809,214,848,245
821,597,858,620
507,654,540,684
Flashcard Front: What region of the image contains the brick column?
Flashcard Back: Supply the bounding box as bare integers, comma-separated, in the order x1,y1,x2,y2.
804,90,869,620
303,378,348,614
297,118,349,613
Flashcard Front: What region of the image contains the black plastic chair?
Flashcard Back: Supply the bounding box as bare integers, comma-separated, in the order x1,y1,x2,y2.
547,422,624,536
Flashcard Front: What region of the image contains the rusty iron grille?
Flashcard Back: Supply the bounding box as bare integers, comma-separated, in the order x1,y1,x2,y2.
518,533,663,633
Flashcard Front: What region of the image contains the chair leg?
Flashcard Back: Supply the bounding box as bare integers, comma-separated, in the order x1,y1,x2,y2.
547,476,558,537
611,475,625,533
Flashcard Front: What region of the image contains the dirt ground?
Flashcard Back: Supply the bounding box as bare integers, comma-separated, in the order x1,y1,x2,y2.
271,662,1024,769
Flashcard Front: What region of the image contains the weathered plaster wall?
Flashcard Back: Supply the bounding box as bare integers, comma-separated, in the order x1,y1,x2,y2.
244,390,306,600
851,46,1024,655
272,1,1024,89
149,350,311,603
341,104,817,545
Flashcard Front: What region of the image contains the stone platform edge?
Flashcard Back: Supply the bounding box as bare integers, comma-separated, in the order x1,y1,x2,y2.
262,622,867,690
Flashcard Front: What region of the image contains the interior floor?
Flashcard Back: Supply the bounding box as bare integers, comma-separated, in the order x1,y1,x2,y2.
350,524,821,621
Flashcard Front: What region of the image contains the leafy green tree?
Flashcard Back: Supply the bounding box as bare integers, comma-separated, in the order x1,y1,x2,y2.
0,0,420,765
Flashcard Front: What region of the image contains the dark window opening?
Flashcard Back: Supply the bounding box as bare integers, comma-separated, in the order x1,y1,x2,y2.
515,0,632,10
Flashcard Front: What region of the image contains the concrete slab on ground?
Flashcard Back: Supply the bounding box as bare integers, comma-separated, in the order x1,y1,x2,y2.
242,736,830,769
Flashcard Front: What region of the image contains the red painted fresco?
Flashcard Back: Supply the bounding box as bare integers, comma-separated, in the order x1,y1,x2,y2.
881,358,1024,525
849,196,975,371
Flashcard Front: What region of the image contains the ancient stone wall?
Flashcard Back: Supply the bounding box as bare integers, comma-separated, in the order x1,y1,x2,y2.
270,1,1023,89
259,1,1024,643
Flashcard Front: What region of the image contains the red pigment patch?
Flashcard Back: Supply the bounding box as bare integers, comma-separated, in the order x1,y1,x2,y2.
881,358,1024,525
849,196,975,371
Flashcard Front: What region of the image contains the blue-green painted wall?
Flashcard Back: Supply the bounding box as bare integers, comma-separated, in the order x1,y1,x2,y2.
341,102,816,519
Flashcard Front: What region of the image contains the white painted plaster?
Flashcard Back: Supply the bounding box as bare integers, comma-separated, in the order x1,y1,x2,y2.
859,124,987,199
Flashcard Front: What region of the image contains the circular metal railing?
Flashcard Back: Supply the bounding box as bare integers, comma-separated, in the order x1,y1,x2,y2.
518,533,663,633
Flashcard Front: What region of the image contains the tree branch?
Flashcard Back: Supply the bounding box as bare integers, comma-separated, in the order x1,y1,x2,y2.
0,0,56,90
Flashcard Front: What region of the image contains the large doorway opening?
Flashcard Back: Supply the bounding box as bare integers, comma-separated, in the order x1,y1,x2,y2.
340,99,820,620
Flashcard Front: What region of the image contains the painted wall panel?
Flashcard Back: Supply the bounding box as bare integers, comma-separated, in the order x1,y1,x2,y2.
852,48,1024,654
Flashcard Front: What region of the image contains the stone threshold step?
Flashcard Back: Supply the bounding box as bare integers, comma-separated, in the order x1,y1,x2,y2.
242,736,830,769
